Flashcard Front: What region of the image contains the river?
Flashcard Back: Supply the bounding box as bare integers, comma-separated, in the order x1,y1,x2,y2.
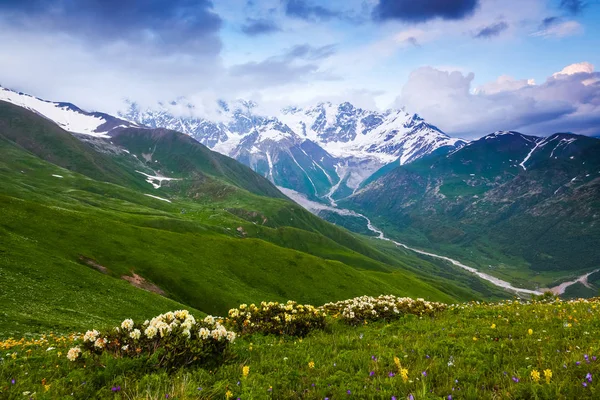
278,187,597,297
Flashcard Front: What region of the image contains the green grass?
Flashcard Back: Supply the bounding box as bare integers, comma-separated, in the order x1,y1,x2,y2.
2,297,599,399
0,102,508,336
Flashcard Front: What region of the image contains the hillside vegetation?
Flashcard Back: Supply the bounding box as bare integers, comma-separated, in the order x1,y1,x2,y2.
343,131,600,290
0,101,509,336
1,295,599,399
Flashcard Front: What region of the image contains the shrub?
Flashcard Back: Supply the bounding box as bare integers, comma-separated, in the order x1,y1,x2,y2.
226,301,326,337
321,295,447,325
77,310,236,369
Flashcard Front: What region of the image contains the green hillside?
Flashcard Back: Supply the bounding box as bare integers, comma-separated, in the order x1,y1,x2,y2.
0,101,508,336
343,131,600,291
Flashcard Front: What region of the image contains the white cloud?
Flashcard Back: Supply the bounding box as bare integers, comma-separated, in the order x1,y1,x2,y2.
395,62,600,138
531,20,583,38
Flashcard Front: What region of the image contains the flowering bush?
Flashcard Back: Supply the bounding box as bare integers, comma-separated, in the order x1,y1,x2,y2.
78,310,236,369
321,295,447,325
226,301,326,337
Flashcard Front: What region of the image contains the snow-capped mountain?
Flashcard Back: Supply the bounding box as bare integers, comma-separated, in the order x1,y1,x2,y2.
120,100,466,202
0,86,138,137
0,86,465,203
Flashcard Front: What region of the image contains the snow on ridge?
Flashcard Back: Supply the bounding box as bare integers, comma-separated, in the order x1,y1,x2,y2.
0,86,113,137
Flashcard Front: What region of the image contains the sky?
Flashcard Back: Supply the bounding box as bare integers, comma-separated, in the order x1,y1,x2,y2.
0,0,599,138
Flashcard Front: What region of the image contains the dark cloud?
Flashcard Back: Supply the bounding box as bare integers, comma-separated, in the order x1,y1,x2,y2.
283,44,337,61
229,44,338,86
372,0,480,23
241,18,282,36
283,0,341,21
0,0,222,54
473,21,508,39
541,16,561,28
560,0,586,14
406,37,421,47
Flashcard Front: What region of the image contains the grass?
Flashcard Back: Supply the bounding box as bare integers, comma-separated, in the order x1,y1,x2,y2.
1,297,599,399
0,102,509,337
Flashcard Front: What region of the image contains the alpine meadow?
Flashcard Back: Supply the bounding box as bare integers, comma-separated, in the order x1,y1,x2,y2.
1,0,600,399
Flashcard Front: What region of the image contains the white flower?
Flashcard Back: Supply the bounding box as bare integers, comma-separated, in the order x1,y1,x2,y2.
122,345,129,351
182,329,191,338
145,326,158,339
129,329,141,340
66,347,81,361
199,328,210,339
226,331,236,342
121,319,134,331
83,330,99,343
93,338,106,349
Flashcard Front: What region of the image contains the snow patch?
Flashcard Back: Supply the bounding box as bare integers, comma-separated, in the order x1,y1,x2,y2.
144,194,172,203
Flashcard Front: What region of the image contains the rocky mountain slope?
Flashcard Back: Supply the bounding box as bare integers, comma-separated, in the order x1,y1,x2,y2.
120,100,466,201
343,130,600,286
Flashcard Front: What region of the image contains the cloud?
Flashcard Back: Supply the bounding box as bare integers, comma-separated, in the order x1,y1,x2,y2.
228,44,338,87
241,18,282,36
473,21,508,39
395,63,600,138
372,0,480,23
560,0,587,14
283,0,340,21
0,0,222,54
531,20,583,38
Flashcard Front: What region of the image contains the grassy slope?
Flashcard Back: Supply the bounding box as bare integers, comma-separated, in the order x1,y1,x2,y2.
342,134,600,290
2,298,600,399
0,103,509,335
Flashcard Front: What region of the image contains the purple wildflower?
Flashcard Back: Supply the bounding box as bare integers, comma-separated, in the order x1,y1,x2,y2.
577,361,581,366
312,383,316,387
448,396,453,400
586,373,592,382
422,371,427,377
369,371,375,377
583,382,588,388
11,379,15,385
165,395,170,399
426,355,430,359
594,356,598,361
347,389,351,394
392,397,397,400
388,372,395,378
371,355,377,361
197,387,203,391
409,395,415,400
585,354,589,360
111,386,121,392
512,376,520,383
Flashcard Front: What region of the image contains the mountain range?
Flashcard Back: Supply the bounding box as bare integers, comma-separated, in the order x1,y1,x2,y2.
119,99,466,201
1,85,599,305
0,90,506,335
342,130,600,294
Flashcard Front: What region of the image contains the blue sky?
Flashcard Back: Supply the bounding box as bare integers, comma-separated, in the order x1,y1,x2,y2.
0,0,599,138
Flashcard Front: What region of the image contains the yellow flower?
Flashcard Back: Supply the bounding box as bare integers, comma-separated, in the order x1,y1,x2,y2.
544,369,552,383
528,329,533,335
473,337,478,341
308,361,315,369
531,369,540,382
225,390,233,399
400,368,409,382
243,365,250,377
394,356,401,369
491,324,496,329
